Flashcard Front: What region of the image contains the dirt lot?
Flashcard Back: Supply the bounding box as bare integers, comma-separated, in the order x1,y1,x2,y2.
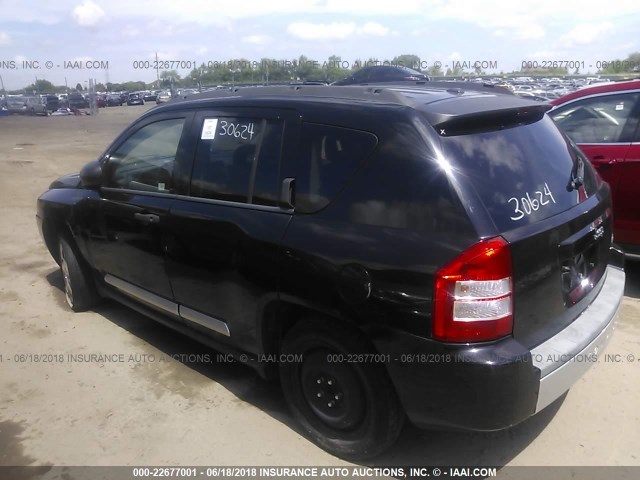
0,107,639,472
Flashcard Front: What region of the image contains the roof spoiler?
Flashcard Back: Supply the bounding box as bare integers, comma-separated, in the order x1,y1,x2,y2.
429,102,552,136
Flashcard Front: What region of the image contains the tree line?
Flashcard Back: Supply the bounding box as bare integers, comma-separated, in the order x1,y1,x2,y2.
6,51,639,94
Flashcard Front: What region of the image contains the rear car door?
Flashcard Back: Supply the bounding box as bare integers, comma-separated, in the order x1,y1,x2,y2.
550,91,640,248
86,112,192,303
610,103,640,251
166,108,297,351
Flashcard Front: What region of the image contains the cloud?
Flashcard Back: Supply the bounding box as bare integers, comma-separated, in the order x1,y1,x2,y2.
0,32,11,46
242,35,272,46
287,21,389,40
529,50,566,59
287,22,355,40
517,24,545,40
560,22,614,45
71,1,106,27
121,25,141,37
357,22,389,36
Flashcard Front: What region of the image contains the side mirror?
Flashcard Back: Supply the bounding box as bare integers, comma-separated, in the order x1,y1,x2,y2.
79,160,103,188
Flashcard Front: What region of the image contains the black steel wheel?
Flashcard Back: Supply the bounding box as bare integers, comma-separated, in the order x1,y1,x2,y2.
280,318,404,459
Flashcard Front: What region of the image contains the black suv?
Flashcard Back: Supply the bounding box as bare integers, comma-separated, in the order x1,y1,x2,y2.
37,84,625,459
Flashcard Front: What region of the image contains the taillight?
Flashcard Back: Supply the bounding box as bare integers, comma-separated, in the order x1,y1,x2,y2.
433,236,513,342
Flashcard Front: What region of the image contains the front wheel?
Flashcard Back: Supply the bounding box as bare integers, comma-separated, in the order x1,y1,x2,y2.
58,236,99,312
280,319,405,460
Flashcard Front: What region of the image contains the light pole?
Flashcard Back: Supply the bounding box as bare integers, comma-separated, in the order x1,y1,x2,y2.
0,74,7,103
230,68,240,88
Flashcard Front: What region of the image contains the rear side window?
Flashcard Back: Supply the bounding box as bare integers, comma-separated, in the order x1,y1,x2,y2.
550,92,640,143
190,117,283,205
441,115,598,232
296,123,377,213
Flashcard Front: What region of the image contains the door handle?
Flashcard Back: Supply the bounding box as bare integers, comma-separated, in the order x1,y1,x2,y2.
133,213,160,225
590,156,617,169
280,178,295,209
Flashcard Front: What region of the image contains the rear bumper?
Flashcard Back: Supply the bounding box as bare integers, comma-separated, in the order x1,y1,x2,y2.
369,264,624,431
532,265,624,412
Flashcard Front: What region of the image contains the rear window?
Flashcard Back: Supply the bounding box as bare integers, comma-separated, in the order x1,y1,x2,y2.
440,115,598,232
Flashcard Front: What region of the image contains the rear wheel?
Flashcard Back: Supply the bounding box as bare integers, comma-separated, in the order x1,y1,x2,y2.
279,319,404,459
58,236,99,312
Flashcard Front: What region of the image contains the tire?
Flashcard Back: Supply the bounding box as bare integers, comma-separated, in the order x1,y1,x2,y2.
58,236,99,312
279,318,405,460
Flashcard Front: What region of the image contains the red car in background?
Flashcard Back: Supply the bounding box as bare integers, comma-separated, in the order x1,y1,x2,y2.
550,80,640,259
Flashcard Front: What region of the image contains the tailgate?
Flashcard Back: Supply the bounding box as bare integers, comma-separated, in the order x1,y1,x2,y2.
439,114,613,348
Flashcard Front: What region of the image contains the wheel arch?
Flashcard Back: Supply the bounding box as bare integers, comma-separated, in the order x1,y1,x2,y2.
257,298,378,380
41,214,73,265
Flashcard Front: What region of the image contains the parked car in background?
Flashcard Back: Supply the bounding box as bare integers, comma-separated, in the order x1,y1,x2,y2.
106,94,123,107
514,91,551,102
155,91,172,104
142,91,157,102
43,95,60,112
51,107,75,116
6,96,28,114
24,96,49,115
127,92,145,106
37,84,624,459
332,65,429,85
550,79,640,259
5,96,48,115
68,93,89,109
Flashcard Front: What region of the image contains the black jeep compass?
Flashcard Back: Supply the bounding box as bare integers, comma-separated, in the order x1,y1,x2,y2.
37,84,625,459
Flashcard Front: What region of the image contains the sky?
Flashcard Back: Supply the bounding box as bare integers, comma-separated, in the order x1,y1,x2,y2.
0,0,639,90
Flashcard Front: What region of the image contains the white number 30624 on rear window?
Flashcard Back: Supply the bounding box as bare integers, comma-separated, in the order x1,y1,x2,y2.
508,183,556,221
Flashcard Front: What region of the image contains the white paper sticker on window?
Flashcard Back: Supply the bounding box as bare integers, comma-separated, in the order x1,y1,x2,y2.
615,103,624,111
201,118,218,139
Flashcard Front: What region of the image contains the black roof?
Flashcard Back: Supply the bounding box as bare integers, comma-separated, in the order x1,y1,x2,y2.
158,83,551,132
172,81,511,104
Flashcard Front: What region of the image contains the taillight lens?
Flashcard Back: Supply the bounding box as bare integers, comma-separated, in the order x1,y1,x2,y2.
433,236,513,342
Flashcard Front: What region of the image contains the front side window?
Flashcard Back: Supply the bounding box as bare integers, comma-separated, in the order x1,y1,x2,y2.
190,117,283,205
107,118,185,192
550,92,640,144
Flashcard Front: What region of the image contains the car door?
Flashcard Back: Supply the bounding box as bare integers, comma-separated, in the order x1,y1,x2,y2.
550,91,640,246
86,112,193,306
165,108,297,351
614,103,640,250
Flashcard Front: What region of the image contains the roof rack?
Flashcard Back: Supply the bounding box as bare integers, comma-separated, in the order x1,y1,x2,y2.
172,81,511,107
172,84,415,106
